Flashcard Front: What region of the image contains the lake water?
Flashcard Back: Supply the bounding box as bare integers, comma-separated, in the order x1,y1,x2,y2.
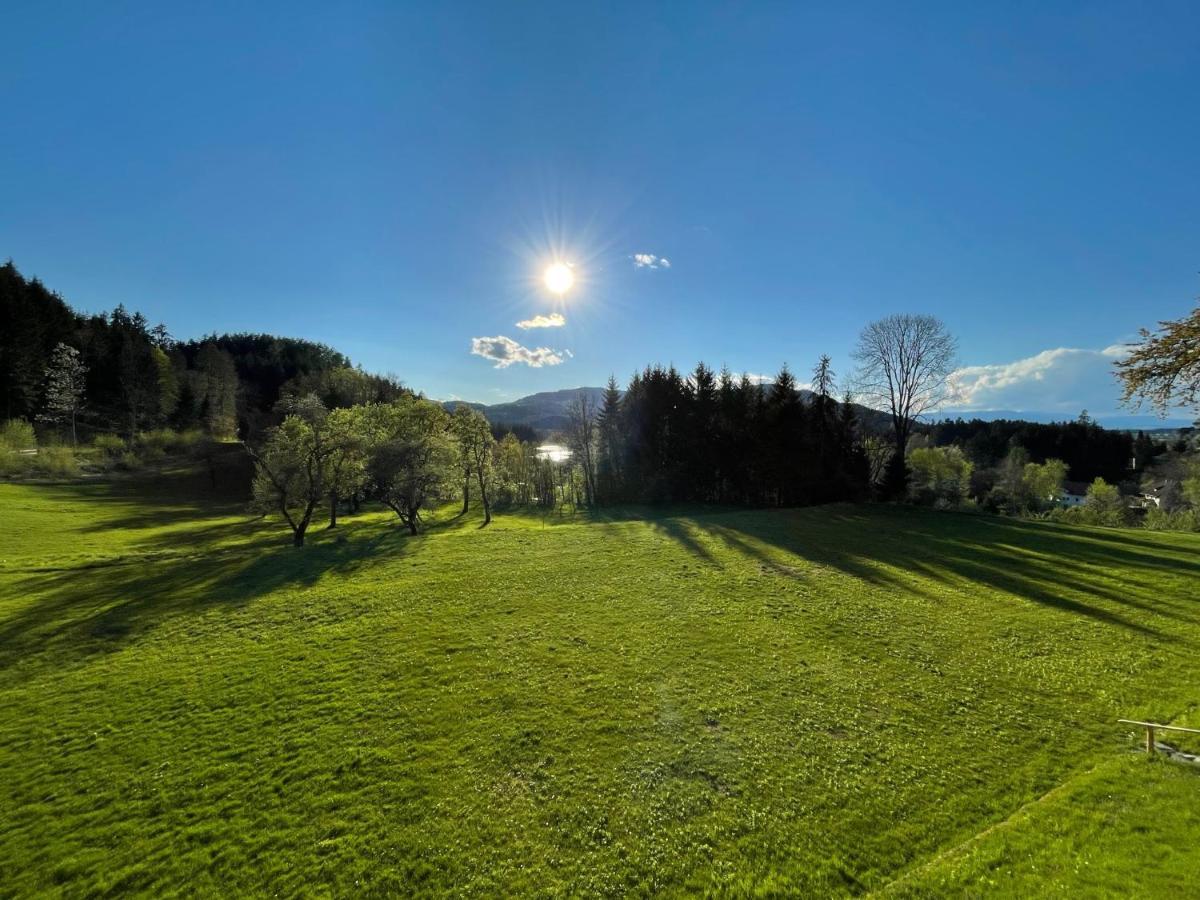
535,443,573,462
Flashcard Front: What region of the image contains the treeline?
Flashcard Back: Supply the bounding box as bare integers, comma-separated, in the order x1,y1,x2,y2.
926,416,1145,484
248,361,877,547
575,360,873,507
249,395,577,545
0,261,403,441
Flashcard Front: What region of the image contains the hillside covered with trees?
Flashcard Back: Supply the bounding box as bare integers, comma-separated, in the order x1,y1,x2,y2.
0,261,406,442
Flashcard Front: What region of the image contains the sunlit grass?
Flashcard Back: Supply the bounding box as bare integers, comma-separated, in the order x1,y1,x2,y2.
1,472,1198,895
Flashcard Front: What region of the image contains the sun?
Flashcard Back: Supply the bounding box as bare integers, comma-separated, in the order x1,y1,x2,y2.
543,262,575,295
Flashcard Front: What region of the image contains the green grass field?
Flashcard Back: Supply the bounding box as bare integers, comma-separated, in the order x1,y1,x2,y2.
1,468,1198,896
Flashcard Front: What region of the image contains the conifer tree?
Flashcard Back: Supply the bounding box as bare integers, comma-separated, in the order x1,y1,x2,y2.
596,375,624,502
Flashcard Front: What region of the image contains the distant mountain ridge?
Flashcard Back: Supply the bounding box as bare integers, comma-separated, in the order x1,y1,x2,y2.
444,385,895,436
937,409,1195,431
443,387,609,433
443,390,1192,438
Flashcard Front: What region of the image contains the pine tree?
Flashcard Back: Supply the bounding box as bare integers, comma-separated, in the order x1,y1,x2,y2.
812,354,837,484
596,375,624,502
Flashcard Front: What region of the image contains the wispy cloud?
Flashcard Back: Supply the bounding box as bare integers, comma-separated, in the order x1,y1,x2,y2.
470,335,568,369
516,313,566,329
949,345,1129,413
632,253,671,270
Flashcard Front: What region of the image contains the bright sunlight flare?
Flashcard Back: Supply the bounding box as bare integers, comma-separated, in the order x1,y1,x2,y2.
543,262,575,295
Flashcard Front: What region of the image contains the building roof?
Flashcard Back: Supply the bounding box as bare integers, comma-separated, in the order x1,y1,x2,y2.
1062,480,1092,496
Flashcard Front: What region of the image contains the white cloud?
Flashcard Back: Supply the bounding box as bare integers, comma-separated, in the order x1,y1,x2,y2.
633,253,671,270
515,313,566,329
470,335,568,369
948,345,1131,414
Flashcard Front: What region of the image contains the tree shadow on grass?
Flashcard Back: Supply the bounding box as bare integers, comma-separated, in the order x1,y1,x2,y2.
594,504,1195,642
0,524,414,668
693,506,1194,641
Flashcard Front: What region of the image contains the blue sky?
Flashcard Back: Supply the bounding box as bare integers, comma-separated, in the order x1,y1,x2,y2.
3,2,1198,417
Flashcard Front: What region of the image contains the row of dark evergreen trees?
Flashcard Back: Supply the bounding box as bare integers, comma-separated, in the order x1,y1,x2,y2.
1,261,403,440
589,360,873,506
926,416,1146,483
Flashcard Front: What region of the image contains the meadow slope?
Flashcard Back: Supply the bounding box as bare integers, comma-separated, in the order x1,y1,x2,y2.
1,470,1198,896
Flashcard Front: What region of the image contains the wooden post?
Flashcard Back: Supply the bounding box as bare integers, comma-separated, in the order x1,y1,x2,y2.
1118,719,1200,755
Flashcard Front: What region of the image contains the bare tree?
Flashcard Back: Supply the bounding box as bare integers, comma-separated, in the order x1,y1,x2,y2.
566,390,598,506
852,314,958,494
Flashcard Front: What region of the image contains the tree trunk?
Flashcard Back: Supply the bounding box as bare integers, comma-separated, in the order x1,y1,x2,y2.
477,470,491,525
292,501,316,547
462,473,470,514
327,492,339,529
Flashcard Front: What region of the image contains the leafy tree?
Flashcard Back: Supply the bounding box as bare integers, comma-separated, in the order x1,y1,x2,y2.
493,431,531,506
907,446,972,506
1083,477,1127,527
1022,458,1068,510
1116,302,1200,414
853,314,958,496
249,396,332,546
322,405,376,529
991,446,1032,511
368,397,459,534
452,405,496,524
40,342,87,445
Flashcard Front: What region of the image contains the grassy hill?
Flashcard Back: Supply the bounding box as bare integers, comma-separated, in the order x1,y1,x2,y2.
1,473,1198,895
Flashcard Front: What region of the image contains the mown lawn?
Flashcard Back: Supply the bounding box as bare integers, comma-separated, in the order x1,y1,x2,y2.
1,471,1198,896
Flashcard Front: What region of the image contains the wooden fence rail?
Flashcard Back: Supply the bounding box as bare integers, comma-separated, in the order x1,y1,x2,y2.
1118,719,1200,754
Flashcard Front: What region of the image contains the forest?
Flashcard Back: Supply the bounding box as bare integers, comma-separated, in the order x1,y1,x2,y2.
4,260,1195,537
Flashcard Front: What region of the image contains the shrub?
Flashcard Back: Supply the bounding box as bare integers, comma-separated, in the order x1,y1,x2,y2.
1045,506,1083,525
1144,506,1200,532
136,429,175,451
117,450,142,471
0,451,34,478
31,447,79,478
92,434,127,456
135,428,207,455
0,420,36,451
